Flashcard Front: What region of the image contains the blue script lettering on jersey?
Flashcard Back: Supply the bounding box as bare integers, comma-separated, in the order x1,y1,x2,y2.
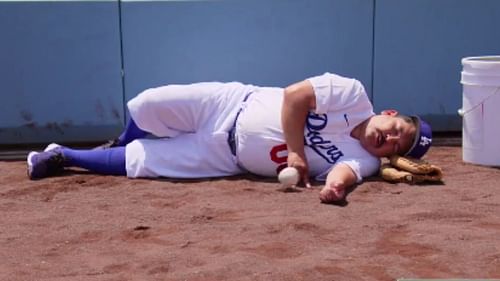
305,113,344,164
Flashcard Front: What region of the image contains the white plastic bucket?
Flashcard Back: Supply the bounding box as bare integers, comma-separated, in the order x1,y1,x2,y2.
460,56,500,166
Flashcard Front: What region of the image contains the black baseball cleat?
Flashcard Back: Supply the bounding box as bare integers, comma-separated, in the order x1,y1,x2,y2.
27,143,66,180
93,138,120,150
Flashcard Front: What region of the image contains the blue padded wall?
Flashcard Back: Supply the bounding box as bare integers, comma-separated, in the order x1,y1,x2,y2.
0,1,124,145
2,0,500,145
373,0,500,131
120,0,374,102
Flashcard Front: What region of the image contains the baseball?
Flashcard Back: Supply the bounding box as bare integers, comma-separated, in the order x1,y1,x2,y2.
278,167,300,187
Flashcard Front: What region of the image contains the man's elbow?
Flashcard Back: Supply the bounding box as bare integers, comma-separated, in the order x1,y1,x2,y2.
283,85,300,106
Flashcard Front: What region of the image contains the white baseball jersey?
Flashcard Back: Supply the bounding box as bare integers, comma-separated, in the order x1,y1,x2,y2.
124,73,380,181
236,73,380,182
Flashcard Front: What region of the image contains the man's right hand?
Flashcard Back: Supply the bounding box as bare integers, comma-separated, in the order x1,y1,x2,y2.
287,151,311,188
281,80,316,189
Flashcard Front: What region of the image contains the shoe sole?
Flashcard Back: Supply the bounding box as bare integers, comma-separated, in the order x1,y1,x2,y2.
27,143,62,179
45,143,61,152
27,151,38,179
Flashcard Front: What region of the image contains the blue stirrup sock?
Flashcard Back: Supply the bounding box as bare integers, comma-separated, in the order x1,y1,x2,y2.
61,147,127,175
117,118,148,146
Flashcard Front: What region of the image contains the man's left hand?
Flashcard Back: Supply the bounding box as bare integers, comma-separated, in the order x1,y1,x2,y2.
319,184,346,203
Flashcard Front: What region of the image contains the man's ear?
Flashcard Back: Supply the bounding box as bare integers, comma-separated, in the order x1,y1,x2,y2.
380,109,399,116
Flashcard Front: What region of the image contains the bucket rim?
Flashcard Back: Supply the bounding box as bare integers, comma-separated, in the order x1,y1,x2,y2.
462,56,500,65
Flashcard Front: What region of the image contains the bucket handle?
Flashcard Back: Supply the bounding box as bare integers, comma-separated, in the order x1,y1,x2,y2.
458,87,500,117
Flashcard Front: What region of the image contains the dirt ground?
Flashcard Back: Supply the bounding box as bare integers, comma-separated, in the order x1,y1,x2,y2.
1,144,500,281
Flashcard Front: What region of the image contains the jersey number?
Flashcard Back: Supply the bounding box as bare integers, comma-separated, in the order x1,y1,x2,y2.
270,143,288,174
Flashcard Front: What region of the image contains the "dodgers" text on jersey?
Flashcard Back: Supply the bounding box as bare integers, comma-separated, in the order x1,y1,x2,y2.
305,113,344,164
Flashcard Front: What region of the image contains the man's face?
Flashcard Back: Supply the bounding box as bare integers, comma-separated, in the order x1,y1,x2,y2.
358,114,417,158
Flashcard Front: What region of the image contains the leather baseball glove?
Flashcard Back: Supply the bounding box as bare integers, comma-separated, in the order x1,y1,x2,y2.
380,155,443,184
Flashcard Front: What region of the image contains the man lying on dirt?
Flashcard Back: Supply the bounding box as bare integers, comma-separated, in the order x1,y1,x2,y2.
27,72,432,204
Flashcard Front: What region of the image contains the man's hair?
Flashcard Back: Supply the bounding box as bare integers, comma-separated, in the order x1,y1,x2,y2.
396,114,415,126
396,114,418,155
396,114,418,153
